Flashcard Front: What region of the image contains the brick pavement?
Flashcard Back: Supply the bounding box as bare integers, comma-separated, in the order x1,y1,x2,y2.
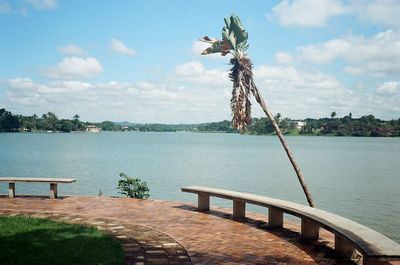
0,196,366,265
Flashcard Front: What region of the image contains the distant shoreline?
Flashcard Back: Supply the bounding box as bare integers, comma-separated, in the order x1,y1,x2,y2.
1,108,399,137
1,130,399,137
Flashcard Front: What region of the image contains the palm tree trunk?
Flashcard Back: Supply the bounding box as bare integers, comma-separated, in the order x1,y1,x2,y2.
252,86,316,208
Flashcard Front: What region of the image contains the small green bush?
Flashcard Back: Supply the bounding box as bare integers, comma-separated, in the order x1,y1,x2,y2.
117,172,150,199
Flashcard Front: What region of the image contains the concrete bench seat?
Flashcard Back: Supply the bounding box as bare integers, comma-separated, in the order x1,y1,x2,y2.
182,186,400,265
0,177,76,199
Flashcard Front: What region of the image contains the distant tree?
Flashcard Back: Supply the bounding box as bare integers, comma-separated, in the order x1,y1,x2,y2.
73,114,80,131
0,108,20,132
249,117,273,134
100,121,118,131
59,119,74,132
301,119,318,135
196,120,236,133
360,114,377,125
331,111,337,119
32,114,37,131
42,112,59,131
275,113,282,123
280,118,290,134
18,115,32,131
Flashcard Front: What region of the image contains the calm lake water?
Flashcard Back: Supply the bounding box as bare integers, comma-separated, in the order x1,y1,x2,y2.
1,132,399,242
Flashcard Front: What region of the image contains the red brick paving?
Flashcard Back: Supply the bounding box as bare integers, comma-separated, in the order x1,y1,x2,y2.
0,196,364,264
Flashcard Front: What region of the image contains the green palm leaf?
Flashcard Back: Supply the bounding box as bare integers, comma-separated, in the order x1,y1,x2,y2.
200,14,248,56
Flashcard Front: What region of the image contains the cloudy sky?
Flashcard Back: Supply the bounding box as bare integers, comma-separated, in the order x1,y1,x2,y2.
0,0,399,123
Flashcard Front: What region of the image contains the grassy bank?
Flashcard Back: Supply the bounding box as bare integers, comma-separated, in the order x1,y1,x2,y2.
0,216,124,265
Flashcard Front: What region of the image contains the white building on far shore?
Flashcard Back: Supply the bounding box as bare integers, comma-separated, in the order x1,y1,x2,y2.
85,125,101,133
291,120,306,130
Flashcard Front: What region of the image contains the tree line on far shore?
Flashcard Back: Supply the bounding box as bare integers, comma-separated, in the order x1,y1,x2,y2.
1,108,399,137
0,108,120,133
198,112,400,137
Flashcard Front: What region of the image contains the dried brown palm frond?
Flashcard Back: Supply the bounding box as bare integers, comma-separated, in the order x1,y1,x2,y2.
229,56,253,132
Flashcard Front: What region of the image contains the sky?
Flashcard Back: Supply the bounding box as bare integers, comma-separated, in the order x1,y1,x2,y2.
0,0,399,123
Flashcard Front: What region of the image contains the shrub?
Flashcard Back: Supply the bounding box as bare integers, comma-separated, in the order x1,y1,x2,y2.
117,172,150,199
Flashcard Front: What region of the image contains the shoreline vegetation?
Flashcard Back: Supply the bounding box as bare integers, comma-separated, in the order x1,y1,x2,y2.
1,108,399,137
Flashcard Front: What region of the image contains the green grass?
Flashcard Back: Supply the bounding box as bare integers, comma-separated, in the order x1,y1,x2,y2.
0,216,124,265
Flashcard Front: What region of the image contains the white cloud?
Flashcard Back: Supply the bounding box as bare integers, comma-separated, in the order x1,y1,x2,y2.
354,0,400,29
345,30,400,62
8,78,37,90
270,0,400,29
252,64,358,118
174,61,229,87
0,0,56,15
275,52,293,65
298,30,400,76
270,0,350,27
58,44,86,56
175,61,204,76
44,57,103,79
172,63,398,119
376,81,400,94
2,75,230,123
26,0,57,10
4,62,399,122
5,78,91,106
344,66,364,75
251,65,395,119
110,38,136,56
299,39,350,64
367,80,400,114
7,78,90,94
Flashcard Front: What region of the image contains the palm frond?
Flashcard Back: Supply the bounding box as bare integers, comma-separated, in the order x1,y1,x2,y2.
200,14,249,56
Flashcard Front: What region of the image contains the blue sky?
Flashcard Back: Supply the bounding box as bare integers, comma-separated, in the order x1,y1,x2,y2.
0,0,399,123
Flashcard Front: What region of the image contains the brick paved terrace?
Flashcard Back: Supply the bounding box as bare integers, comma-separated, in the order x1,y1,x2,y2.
1,196,399,265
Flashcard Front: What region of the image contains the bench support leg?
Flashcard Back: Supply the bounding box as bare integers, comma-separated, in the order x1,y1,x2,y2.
50,183,57,199
335,234,355,259
268,206,283,228
233,200,245,220
301,218,319,241
197,194,209,211
8,183,15,198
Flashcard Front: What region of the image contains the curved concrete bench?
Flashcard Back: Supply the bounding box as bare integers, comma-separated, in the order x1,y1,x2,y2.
0,177,76,199
182,186,400,265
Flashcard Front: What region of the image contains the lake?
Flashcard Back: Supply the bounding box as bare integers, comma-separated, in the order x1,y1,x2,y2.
0,132,399,242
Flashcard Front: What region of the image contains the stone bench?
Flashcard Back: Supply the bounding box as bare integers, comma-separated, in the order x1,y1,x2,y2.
182,186,400,265
0,177,76,199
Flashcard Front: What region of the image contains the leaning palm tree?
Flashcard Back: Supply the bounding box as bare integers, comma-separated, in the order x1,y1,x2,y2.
200,14,316,207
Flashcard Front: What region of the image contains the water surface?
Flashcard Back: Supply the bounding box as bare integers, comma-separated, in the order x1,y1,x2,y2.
0,132,399,242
